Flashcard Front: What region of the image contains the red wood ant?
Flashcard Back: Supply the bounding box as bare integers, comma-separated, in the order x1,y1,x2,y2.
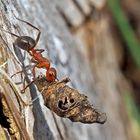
0,17,57,91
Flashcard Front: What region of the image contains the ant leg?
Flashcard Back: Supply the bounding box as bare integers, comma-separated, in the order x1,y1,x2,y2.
14,16,41,47
21,80,35,93
0,34,22,66
11,70,24,78
21,62,40,93
30,58,38,79
32,65,36,79
29,49,45,56
35,49,45,53
0,27,20,38
11,65,32,79
18,76,27,93
20,63,37,93
57,78,70,85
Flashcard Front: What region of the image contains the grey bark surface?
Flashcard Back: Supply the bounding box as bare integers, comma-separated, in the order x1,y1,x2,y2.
0,0,130,140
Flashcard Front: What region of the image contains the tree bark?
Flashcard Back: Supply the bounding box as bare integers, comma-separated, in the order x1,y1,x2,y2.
0,0,133,140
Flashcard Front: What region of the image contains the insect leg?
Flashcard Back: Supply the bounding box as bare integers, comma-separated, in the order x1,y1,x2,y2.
30,58,39,78
21,80,35,93
35,49,45,53
0,27,20,38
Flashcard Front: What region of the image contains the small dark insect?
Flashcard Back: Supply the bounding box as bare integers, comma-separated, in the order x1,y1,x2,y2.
0,17,57,83
34,75,107,124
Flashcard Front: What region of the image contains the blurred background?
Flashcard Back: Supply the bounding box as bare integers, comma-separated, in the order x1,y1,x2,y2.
85,0,140,139
60,0,140,138
0,0,140,140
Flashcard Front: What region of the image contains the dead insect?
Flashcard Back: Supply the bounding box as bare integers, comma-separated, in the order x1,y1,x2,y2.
34,75,107,124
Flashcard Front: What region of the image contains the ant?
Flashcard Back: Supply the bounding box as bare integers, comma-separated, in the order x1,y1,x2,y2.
0,17,57,91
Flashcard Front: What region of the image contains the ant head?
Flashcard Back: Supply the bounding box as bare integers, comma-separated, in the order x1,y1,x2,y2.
46,67,57,82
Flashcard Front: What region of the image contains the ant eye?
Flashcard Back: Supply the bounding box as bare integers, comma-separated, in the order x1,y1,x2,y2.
46,68,56,82
37,75,40,79
49,72,53,77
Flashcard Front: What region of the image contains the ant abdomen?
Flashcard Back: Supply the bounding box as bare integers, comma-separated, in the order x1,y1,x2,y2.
14,36,36,51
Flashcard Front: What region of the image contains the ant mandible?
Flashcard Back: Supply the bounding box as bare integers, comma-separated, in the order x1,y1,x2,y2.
1,17,57,84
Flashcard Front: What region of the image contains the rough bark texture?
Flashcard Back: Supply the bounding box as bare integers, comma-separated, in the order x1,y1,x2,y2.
0,0,133,140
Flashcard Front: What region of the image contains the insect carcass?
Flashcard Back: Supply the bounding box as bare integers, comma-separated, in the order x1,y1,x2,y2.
35,75,107,124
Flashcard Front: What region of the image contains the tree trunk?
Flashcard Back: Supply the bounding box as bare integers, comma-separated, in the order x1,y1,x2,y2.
0,0,133,140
